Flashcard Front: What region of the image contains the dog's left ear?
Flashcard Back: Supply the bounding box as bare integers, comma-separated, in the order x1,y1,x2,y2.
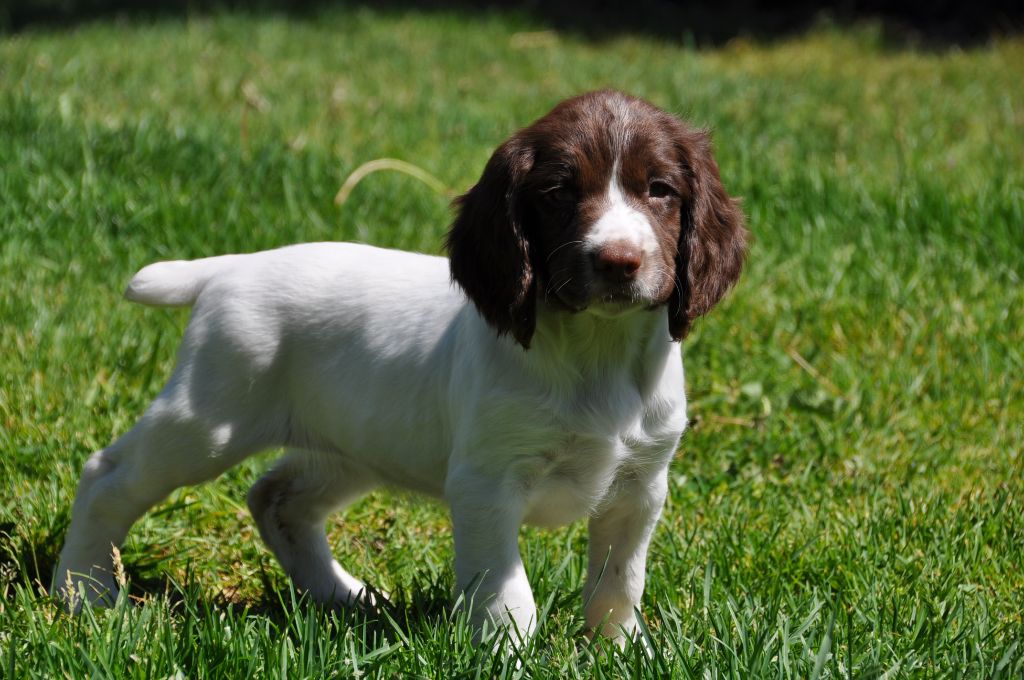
446,135,537,348
668,127,749,340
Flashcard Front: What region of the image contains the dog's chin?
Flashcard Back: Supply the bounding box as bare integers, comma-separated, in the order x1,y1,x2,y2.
586,296,649,318
550,285,656,319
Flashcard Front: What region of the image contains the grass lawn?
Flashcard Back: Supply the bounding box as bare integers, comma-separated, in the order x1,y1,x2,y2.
1,7,1022,677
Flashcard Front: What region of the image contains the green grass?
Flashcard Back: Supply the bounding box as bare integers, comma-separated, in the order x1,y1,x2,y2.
1,7,1023,678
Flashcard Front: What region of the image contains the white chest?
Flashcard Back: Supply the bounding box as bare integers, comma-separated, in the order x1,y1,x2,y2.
520,405,684,527
451,315,688,527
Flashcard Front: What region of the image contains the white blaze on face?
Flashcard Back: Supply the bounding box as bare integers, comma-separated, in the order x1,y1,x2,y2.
583,160,658,263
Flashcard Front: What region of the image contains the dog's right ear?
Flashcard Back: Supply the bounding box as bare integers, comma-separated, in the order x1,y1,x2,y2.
446,136,537,349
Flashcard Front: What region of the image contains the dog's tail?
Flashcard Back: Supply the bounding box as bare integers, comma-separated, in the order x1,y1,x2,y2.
124,256,236,307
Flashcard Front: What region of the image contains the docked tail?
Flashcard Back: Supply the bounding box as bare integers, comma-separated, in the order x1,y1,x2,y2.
124,256,233,307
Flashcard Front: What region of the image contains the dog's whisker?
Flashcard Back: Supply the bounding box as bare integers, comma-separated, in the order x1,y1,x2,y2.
546,240,584,263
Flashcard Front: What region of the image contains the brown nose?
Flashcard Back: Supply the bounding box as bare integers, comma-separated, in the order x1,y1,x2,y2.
593,241,642,281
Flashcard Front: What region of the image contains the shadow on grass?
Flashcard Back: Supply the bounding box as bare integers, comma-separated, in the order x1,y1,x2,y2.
3,0,1022,48
1,523,455,643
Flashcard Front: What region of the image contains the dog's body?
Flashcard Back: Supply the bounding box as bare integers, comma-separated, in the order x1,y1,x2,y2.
56,90,747,645
125,242,685,522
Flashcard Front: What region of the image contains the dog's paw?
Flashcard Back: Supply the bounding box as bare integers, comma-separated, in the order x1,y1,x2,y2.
53,544,126,612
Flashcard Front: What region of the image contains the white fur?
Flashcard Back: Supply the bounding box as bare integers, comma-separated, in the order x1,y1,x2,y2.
55,241,687,646
583,160,658,260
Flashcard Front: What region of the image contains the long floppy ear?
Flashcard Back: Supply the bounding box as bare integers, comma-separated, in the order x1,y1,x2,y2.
446,136,537,348
668,128,749,340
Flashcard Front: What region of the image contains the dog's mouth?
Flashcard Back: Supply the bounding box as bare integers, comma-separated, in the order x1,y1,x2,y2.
547,279,657,316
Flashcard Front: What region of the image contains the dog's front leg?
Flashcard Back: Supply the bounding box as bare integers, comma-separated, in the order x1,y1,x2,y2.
583,469,669,647
446,464,535,644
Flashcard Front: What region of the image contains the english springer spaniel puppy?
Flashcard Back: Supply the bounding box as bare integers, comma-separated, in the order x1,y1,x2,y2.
55,90,748,646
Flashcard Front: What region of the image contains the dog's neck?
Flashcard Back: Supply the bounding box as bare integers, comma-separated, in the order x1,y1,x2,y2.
519,302,677,398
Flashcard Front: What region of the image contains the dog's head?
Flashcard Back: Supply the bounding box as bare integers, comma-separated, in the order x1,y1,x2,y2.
447,90,748,349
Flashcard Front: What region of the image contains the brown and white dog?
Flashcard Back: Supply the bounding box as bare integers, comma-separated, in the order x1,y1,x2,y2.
55,90,747,646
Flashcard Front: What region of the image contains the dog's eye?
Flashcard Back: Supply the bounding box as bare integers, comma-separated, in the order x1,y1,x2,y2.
648,181,674,199
542,185,575,205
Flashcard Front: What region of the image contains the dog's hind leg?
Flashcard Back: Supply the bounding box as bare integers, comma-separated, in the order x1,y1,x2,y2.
247,449,377,606
54,378,273,610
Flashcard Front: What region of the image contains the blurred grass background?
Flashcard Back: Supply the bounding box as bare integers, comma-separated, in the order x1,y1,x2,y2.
0,4,1022,677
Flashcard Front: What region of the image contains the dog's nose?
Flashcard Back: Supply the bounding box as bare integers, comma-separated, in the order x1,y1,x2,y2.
593,241,642,281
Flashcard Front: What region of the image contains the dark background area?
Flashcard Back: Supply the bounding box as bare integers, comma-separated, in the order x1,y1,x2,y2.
3,0,1023,47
